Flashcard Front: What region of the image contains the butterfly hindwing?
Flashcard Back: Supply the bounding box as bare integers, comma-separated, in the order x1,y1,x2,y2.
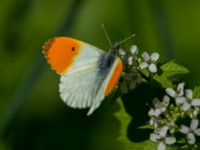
59,63,104,109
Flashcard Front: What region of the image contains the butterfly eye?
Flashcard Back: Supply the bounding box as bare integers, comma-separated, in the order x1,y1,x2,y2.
71,47,75,51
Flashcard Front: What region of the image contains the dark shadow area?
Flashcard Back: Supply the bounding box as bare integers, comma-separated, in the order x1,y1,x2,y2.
121,81,164,142
4,97,123,150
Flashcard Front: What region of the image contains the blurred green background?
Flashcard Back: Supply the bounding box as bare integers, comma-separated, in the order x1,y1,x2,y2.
1,0,200,149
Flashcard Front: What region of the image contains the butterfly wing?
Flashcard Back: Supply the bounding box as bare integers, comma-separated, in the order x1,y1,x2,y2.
59,56,123,116
43,37,104,75
59,63,104,109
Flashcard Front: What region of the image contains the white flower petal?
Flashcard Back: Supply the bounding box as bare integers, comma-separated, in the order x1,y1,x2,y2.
182,102,191,111
166,88,176,98
150,118,158,128
119,49,126,56
158,142,166,150
190,119,199,131
187,133,196,145
194,129,200,136
191,99,200,106
163,95,170,106
149,118,154,125
153,98,161,107
177,82,185,96
128,56,133,65
139,62,148,69
151,52,160,62
148,64,157,73
185,89,193,99
175,97,186,104
159,126,168,137
165,136,176,145
130,45,138,55
150,133,161,142
154,108,162,117
160,107,166,113
148,108,154,116
179,125,190,134
142,51,150,61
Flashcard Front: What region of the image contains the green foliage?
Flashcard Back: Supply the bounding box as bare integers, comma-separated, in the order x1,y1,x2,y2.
193,86,200,98
154,61,189,88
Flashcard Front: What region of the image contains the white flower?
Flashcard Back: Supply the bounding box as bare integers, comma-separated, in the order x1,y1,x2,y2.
179,119,200,145
157,142,166,150
119,45,138,66
166,83,200,112
139,51,160,73
166,82,185,98
150,126,176,150
120,68,143,93
148,97,170,118
175,89,200,112
148,97,170,128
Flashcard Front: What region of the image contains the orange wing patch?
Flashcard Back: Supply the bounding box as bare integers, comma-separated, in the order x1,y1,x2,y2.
104,59,123,96
43,37,80,74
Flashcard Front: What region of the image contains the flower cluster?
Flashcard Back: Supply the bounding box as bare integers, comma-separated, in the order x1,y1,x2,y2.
118,46,160,93
166,84,200,115
116,43,200,149
118,45,142,93
148,83,200,150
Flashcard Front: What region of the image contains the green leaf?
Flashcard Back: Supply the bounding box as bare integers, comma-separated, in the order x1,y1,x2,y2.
154,61,189,88
193,86,200,98
114,99,157,150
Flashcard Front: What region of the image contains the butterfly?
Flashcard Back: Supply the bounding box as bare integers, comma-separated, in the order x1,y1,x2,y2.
42,30,134,115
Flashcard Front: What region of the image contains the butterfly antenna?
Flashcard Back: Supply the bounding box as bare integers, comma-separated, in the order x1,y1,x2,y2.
114,33,135,48
101,24,112,48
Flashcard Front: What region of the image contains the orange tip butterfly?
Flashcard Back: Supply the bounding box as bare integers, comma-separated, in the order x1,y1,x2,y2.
42,27,134,115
